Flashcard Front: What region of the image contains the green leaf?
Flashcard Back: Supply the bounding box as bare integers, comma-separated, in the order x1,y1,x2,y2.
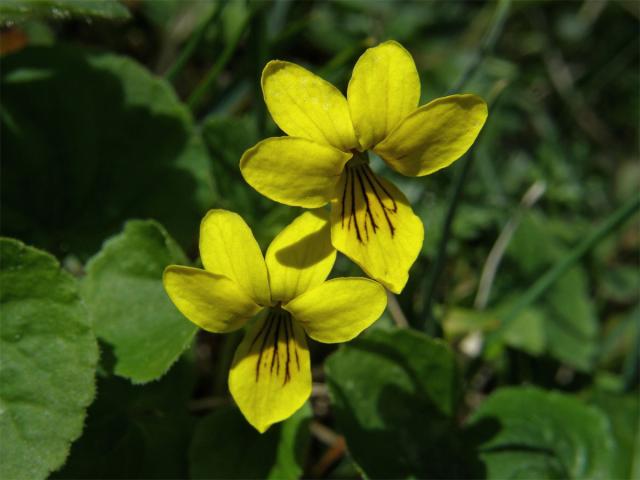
325,327,473,479
0,0,131,24
599,304,639,368
453,203,502,241
588,391,640,479
221,0,251,45
466,387,616,479
0,238,98,480
544,266,598,370
507,213,563,275
442,307,500,339
600,265,640,303
501,306,547,356
503,212,599,370
82,220,197,383
53,357,196,479
189,403,312,479
442,305,547,356
139,0,211,35
1,45,214,258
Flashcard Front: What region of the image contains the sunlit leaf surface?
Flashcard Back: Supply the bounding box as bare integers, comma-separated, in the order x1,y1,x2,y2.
82,220,197,383
466,387,616,479
0,238,98,480
325,327,470,478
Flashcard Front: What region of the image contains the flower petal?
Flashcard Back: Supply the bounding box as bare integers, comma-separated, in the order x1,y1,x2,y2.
261,60,358,151
265,209,335,303
284,278,386,343
330,165,424,293
375,94,488,177
229,308,311,433
199,210,271,306
240,137,351,208
163,266,262,333
347,40,420,150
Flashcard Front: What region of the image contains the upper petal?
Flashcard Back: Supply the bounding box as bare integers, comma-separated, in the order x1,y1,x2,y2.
330,165,424,293
229,308,311,433
266,209,336,303
347,40,420,150
240,137,352,208
199,210,271,306
284,278,387,343
374,94,488,177
163,265,262,333
261,60,358,151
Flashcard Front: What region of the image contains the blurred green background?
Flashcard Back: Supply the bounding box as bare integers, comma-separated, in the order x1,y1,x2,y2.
1,1,638,479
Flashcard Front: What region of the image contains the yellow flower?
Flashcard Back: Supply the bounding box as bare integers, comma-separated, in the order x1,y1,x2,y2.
240,41,488,293
162,209,387,432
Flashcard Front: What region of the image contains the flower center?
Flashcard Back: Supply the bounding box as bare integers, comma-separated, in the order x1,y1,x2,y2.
339,160,398,244
249,306,299,385
346,149,369,168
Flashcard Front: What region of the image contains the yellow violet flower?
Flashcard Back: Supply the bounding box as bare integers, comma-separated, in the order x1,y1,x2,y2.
240,40,488,293
162,209,387,432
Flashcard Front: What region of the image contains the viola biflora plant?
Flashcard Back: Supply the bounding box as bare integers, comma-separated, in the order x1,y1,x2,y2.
163,40,488,432
4,3,639,477
163,209,387,432
240,40,488,292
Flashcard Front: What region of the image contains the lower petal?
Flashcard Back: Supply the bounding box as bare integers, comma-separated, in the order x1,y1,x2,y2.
330,165,424,293
228,308,311,433
284,278,387,343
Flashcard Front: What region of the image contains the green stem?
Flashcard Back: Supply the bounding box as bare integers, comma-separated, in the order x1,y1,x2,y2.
164,1,227,83
418,151,474,333
187,10,253,113
417,0,512,333
622,317,640,392
248,6,269,137
489,194,640,342
318,39,370,79
449,0,511,94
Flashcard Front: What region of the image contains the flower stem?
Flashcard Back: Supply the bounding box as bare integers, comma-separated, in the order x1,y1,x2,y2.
386,290,409,328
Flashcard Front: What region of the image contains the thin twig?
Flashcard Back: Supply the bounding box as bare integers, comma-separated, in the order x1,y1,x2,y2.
474,181,546,310
312,382,329,398
309,422,346,478
309,420,341,446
